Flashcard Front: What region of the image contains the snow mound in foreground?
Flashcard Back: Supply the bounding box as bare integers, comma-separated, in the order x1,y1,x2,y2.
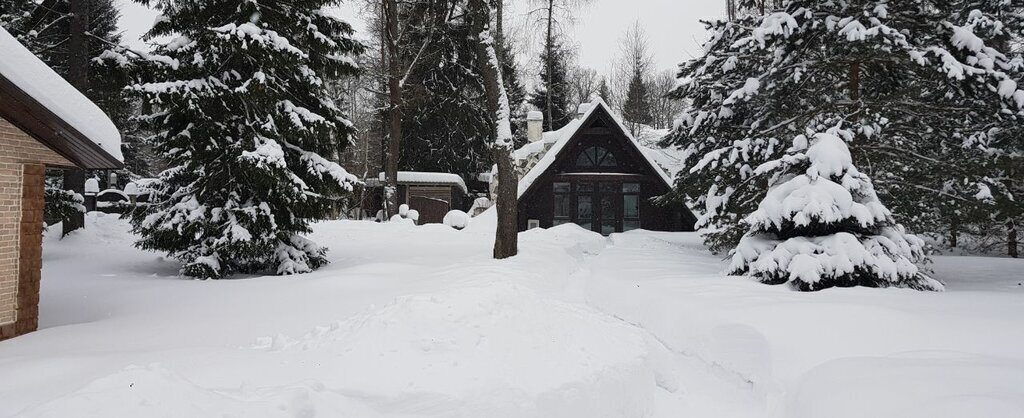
255,282,664,417
19,364,380,418
790,353,1024,418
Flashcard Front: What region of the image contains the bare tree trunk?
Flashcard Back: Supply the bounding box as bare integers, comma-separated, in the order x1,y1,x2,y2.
545,0,554,131
63,0,91,235
496,0,505,60
1009,220,1019,258
383,0,402,218
472,0,518,259
949,218,959,249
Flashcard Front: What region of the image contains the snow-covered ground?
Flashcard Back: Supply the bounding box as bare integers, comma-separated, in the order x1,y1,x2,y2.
1,213,1022,417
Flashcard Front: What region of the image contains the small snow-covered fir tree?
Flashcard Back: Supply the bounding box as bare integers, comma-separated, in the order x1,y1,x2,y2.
730,125,943,291
128,0,363,279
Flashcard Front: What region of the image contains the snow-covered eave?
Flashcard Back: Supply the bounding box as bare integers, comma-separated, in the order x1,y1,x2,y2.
0,28,123,169
0,74,123,170
378,171,469,194
516,99,676,199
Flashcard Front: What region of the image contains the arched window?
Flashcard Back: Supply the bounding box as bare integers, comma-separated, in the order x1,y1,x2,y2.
576,146,617,168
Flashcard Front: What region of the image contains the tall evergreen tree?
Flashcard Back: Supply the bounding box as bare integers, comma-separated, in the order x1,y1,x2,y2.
621,69,653,135
399,1,491,180
663,0,1024,289
528,39,572,131
128,0,364,279
500,37,528,147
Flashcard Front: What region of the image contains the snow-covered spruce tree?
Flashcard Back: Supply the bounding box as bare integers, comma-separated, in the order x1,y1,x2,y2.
729,125,943,290
662,0,1024,266
129,0,363,279
399,1,492,180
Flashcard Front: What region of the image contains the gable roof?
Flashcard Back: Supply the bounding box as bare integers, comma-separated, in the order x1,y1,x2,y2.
0,27,123,169
516,98,674,198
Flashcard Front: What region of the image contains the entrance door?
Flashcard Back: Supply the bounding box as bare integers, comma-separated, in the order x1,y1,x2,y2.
571,182,622,235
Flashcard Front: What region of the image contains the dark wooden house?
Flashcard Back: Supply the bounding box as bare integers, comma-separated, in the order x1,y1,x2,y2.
514,100,696,235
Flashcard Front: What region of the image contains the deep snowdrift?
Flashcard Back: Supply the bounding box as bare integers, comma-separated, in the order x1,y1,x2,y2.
0,213,1021,417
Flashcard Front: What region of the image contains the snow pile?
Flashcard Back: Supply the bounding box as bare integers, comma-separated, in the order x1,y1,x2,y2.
730,129,941,291
248,282,662,416
443,209,469,230
0,27,123,162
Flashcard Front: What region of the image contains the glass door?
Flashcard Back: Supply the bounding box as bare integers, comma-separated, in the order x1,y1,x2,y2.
599,183,619,235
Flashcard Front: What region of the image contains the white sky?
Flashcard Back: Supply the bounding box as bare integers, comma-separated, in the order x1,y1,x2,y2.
113,0,723,77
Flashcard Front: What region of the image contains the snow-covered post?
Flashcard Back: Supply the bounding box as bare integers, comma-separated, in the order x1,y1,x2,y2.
83,178,99,214
471,0,518,259
124,182,139,207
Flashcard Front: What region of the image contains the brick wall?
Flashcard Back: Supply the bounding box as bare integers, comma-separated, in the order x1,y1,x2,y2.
0,116,72,340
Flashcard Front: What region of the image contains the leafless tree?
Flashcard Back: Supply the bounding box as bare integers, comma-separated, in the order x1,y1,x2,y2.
647,70,684,130
609,21,654,114
567,66,599,106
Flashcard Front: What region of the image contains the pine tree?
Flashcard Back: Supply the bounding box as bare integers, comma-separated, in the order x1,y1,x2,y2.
528,39,572,131
621,69,653,135
128,0,364,279
663,0,1024,289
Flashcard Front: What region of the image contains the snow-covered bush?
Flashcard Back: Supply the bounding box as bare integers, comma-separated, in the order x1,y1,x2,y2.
729,127,943,291
443,210,470,230
406,209,420,223
399,204,410,218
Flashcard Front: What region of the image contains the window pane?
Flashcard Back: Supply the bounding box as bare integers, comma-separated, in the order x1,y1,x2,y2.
601,194,616,220
624,220,641,231
553,182,570,193
600,152,617,167
554,193,570,217
576,152,593,167
599,183,617,194
624,195,639,218
577,195,592,220
623,183,640,193
554,219,570,226
577,182,593,193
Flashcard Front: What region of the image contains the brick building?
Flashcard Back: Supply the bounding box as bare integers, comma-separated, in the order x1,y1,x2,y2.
0,28,123,340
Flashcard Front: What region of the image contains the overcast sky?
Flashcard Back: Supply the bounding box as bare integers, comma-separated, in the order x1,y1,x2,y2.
113,0,724,77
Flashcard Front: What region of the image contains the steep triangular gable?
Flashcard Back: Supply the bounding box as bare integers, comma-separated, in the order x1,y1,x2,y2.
517,99,674,199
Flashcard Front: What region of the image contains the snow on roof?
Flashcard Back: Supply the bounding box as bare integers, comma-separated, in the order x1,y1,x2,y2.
378,171,468,193
515,98,675,198
0,27,123,162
